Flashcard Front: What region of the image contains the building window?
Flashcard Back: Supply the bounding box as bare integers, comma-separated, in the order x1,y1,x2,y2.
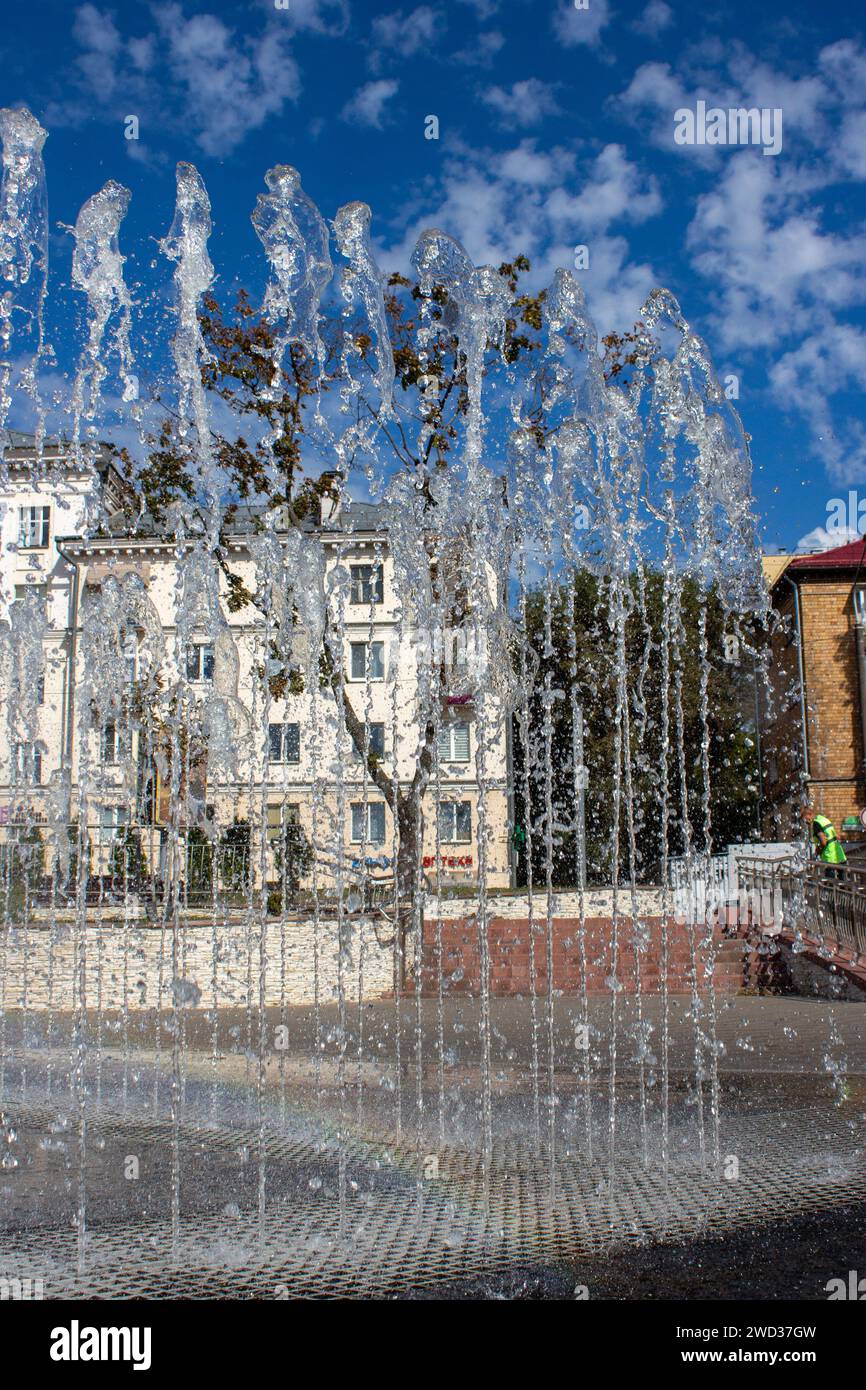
353,722,385,761
350,801,386,844
124,637,138,684
13,742,42,786
437,721,470,763
438,801,472,843
350,563,384,606
18,505,50,550
36,673,45,706
186,643,214,682
266,801,301,842
350,640,384,681
100,721,127,764
268,722,300,763
99,804,128,844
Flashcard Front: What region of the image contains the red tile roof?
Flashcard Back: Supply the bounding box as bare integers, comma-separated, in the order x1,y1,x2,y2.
787,537,866,572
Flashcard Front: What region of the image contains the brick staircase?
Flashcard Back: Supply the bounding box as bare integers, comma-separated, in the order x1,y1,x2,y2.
412,915,747,997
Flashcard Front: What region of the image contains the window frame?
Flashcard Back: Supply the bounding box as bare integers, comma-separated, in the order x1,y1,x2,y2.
268,722,301,764
349,562,384,606
17,504,50,551
101,721,122,764
353,722,385,761
98,804,128,845
13,741,43,786
438,800,472,844
437,721,471,763
185,642,215,683
349,640,385,681
350,800,387,844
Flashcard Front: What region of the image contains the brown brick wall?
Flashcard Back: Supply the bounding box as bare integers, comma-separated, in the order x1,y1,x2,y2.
413,917,743,996
763,575,866,837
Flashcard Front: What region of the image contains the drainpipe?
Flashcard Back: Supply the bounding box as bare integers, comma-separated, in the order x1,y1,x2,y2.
751,658,764,840
55,543,80,772
852,586,866,788
505,710,516,889
781,572,809,786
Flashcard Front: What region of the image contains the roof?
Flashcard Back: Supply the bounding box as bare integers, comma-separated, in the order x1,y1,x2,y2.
74,497,388,552
787,537,866,574
3,429,113,462
2,432,388,540
341,500,386,532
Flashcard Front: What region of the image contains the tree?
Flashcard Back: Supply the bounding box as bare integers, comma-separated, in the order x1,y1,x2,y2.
269,815,314,913
514,569,761,887
109,825,148,883
218,818,250,896
0,823,44,918
121,259,548,940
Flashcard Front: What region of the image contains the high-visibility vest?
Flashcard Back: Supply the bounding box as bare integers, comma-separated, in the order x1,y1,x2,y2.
811,814,846,864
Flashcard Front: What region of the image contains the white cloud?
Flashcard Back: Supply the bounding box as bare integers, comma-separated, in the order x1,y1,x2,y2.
72,2,121,54
59,2,312,156
497,140,557,186
685,154,866,353
481,79,561,129
153,5,301,156
369,6,441,68
835,109,866,181
796,524,861,553
455,30,505,69
617,41,843,165
378,139,662,337
614,37,866,487
342,79,400,130
769,324,866,485
633,1,673,39
456,0,499,16
278,0,350,36
552,0,610,49
72,3,122,97
545,143,662,234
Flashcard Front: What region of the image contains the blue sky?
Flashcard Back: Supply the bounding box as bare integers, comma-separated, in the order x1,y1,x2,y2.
3,0,866,552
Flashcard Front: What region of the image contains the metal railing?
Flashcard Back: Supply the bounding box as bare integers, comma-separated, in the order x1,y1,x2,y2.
0,822,395,918
736,855,866,959
669,853,730,921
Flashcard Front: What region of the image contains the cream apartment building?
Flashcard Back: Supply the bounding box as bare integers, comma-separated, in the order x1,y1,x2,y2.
0,432,514,897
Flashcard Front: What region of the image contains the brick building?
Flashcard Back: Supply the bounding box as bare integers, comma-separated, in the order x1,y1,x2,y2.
760,539,866,841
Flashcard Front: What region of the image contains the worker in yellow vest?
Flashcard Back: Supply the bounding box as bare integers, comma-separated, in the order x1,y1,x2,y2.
801,805,847,865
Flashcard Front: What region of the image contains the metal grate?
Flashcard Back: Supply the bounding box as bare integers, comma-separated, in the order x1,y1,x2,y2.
2,1093,865,1299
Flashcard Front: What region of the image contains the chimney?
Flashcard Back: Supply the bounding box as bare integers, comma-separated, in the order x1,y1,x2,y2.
318,471,342,524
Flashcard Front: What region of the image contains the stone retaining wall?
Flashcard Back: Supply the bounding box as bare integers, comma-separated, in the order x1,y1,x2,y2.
0,898,744,1013
0,917,396,1012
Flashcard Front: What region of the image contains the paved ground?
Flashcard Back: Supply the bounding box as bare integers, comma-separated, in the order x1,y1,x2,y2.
1,995,864,1298
6,992,866,1070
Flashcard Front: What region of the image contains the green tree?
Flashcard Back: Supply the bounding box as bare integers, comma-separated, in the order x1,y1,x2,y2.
268,815,314,913
514,569,760,886
184,824,214,901
218,818,250,896
122,260,550,935
0,823,44,919
109,825,148,883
